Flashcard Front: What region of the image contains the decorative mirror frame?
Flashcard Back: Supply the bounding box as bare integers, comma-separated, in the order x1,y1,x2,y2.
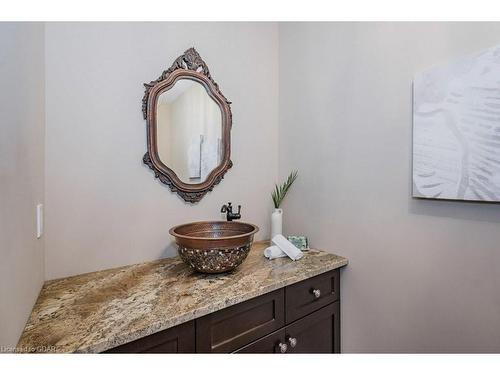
142,48,232,203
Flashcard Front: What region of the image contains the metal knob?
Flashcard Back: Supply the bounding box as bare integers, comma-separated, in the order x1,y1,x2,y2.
288,337,297,348
278,342,288,353
312,288,321,299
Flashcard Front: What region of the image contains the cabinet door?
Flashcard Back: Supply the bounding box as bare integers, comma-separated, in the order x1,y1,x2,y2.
104,321,195,353
285,302,340,353
233,328,286,353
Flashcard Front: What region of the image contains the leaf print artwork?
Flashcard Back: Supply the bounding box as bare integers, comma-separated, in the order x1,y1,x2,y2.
413,45,500,201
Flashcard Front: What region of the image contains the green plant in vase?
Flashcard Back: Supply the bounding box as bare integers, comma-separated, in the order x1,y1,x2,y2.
271,170,298,239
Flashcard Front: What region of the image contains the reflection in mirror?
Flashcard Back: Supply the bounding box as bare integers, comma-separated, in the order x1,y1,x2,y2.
156,79,222,183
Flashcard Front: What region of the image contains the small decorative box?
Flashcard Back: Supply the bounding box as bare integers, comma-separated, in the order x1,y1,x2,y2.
287,235,309,251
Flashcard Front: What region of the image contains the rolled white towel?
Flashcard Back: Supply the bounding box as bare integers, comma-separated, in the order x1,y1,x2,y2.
264,245,287,260
272,234,304,261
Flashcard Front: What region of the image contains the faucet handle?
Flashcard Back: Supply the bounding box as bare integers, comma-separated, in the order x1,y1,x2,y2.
237,205,241,214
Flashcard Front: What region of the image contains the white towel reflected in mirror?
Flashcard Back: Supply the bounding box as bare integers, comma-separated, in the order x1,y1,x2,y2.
188,134,202,180
200,137,221,181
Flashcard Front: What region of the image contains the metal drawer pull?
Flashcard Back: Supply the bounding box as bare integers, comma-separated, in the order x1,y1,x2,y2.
278,342,288,353
312,288,321,299
288,337,297,348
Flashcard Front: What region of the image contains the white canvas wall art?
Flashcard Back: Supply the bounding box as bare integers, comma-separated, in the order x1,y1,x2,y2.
413,45,500,202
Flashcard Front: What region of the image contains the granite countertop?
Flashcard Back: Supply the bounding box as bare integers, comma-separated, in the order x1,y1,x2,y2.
17,241,348,353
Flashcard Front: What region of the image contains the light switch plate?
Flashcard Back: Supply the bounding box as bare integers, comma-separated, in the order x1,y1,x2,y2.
36,204,43,239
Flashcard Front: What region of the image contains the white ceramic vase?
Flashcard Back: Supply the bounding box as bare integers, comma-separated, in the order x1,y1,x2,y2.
271,208,283,239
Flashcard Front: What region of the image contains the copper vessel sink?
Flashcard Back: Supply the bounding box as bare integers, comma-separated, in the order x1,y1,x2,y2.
169,221,259,274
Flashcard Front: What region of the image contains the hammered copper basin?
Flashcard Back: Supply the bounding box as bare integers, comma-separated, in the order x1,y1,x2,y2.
169,221,259,274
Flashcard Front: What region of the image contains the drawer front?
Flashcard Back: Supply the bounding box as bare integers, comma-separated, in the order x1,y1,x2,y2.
196,288,285,353
285,269,339,323
233,328,286,353
104,320,195,353
285,301,340,353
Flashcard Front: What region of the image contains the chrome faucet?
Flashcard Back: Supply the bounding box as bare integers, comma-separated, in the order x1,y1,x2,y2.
220,202,241,221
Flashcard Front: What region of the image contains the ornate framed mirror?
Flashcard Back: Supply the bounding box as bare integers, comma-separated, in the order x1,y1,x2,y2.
142,48,232,203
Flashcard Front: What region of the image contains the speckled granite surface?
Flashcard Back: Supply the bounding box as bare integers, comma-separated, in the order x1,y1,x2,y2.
17,241,348,353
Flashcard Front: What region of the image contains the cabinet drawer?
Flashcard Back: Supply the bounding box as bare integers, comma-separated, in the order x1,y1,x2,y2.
285,269,339,323
285,301,340,353
104,320,195,353
196,288,285,353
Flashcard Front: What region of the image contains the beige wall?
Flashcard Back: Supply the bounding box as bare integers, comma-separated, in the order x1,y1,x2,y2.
279,22,500,352
44,23,279,279
0,23,45,348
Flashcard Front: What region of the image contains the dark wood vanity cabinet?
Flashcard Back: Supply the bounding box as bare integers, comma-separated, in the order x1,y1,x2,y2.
106,269,341,354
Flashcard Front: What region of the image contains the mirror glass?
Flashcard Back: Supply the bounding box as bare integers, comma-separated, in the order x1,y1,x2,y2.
156,79,223,183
